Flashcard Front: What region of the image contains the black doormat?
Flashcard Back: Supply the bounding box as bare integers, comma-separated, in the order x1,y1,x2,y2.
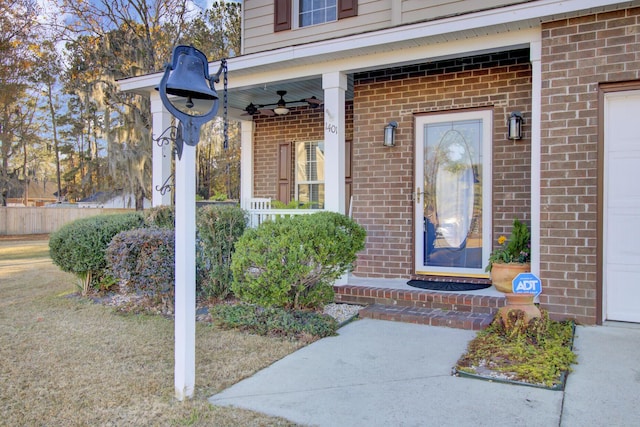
407,280,491,292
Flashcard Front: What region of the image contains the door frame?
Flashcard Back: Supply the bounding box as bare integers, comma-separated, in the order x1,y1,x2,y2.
414,108,493,277
598,81,640,324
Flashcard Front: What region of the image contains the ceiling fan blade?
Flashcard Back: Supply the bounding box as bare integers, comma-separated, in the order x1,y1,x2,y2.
304,96,323,105
259,109,276,116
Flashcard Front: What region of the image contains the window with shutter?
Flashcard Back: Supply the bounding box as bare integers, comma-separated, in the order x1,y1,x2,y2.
295,141,325,209
276,0,357,31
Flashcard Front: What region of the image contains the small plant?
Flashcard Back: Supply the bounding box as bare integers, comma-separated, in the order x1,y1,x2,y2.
455,310,576,388
271,199,318,209
49,212,144,294
196,204,246,299
105,227,175,308
211,303,338,340
486,217,531,272
231,211,366,310
143,205,175,229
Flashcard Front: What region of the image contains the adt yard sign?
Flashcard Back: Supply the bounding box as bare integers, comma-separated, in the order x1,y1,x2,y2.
512,272,542,296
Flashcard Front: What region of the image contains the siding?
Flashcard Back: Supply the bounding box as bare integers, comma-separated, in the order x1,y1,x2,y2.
243,0,530,55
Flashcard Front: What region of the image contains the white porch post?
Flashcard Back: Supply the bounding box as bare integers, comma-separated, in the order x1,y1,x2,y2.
530,36,542,276
323,71,348,285
240,120,255,210
174,143,196,400
150,92,173,206
322,71,347,214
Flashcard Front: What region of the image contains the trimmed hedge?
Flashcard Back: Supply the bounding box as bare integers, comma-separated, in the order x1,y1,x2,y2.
143,205,175,229
230,211,366,309
105,227,175,303
196,204,246,298
49,212,144,294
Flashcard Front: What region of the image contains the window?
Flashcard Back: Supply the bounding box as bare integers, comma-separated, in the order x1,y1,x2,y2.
299,0,337,27
296,141,325,208
274,0,357,32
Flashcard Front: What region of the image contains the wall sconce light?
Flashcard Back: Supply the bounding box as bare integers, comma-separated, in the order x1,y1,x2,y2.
384,121,398,147
508,111,523,140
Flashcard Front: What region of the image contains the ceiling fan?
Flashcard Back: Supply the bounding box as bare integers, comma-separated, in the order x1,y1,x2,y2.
243,90,323,117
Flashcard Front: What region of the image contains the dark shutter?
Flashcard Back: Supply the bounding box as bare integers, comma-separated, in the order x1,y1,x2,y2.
345,140,352,214
274,0,292,32
338,0,358,20
277,142,291,203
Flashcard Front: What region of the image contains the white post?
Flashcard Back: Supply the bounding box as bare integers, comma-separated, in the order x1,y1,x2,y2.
151,92,173,206
174,143,196,400
323,71,348,285
322,71,347,214
530,37,542,277
240,120,255,210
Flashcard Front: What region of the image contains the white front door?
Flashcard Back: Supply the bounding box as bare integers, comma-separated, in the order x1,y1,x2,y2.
414,110,492,276
604,90,640,322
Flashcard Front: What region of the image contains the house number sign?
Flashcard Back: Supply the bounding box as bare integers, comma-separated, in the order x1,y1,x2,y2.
325,122,338,134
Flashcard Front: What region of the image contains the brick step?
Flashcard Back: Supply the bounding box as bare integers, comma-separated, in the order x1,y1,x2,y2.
358,304,494,330
334,285,506,330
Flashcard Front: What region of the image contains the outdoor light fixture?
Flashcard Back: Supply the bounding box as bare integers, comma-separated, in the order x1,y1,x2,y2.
273,92,290,115
157,44,227,402
508,111,523,140
384,121,398,147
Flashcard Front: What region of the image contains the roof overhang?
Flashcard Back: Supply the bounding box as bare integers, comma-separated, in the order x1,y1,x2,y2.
117,0,637,117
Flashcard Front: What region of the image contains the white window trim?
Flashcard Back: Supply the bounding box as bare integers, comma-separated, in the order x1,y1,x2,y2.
292,0,337,30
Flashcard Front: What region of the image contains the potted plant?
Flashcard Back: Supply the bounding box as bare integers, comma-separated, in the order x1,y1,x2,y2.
487,218,540,321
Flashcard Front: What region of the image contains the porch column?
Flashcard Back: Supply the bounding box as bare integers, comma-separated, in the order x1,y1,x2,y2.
322,71,347,214
240,120,255,210
150,92,173,206
323,71,348,285
530,37,542,276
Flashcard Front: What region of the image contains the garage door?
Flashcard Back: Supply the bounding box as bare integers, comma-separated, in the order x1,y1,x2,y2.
604,90,640,322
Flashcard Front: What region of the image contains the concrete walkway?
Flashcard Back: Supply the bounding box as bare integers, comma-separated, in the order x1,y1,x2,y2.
209,319,640,427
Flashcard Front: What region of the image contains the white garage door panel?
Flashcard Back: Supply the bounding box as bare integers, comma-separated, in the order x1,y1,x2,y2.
607,267,640,322
607,213,640,265
605,90,640,322
608,154,640,207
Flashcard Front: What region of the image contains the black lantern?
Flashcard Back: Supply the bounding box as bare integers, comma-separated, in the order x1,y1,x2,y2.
508,111,523,140
384,121,398,147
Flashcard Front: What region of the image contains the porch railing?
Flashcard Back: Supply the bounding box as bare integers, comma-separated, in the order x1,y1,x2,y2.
247,208,321,228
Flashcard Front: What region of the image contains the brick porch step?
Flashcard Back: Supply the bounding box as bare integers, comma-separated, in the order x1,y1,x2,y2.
358,304,494,330
333,284,506,331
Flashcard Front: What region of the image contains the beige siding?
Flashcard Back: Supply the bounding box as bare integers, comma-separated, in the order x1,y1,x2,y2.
243,0,530,54
401,0,528,24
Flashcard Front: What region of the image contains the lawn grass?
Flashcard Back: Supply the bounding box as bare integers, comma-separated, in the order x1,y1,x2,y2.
0,237,303,426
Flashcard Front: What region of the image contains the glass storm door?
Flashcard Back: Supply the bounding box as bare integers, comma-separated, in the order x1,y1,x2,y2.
414,110,492,276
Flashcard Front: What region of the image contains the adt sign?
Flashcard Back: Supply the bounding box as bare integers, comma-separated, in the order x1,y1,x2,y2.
512,272,542,296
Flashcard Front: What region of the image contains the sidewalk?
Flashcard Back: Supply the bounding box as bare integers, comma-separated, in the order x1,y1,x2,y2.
210,318,640,426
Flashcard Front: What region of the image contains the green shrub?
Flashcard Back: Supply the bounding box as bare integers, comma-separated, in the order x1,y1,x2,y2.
230,211,366,309
211,303,338,339
196,204,246,298
49,212,144,294
105,228,175,305
143,205,175,229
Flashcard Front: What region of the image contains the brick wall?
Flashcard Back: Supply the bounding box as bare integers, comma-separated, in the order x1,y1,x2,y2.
540,8,640,324
352,49,532,277
253,103,354,201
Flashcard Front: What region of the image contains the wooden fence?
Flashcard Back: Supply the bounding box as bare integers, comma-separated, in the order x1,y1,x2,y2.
0,207,135,235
